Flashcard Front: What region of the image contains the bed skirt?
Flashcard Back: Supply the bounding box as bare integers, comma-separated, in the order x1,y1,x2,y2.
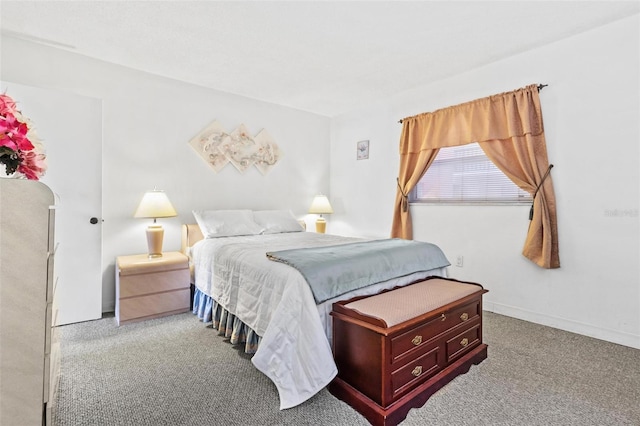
192,288,261,354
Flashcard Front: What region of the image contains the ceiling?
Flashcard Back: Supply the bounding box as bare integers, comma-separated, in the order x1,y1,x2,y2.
1,1,639,117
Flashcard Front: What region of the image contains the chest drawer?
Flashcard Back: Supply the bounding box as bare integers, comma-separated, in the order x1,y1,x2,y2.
391,345,441,398
446,322,481,363
391,299,480,362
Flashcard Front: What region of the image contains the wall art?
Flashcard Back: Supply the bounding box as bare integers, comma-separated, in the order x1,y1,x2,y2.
357,140,369,160
189,121,283,174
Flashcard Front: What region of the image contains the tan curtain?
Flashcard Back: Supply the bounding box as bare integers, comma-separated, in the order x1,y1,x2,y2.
391,84,560,269
392,147,440,239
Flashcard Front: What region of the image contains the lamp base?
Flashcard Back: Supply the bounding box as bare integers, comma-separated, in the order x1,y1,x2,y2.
315,217,327,234
146,224,164,258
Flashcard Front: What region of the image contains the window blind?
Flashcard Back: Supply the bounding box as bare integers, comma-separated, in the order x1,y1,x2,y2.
412,143,531,203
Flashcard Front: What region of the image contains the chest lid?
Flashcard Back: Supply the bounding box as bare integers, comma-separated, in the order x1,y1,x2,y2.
340,277,485,328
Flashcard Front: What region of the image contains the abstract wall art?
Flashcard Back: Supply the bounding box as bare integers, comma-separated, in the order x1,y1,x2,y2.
188,120,283,175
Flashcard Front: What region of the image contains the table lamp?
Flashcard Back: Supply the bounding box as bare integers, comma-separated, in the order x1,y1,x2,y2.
308,195,333,233
134,189,177,258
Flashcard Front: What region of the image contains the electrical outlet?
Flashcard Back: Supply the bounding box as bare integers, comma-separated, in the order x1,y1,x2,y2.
455,255,464,267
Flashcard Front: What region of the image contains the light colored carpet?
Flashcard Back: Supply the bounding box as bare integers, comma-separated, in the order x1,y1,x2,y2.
53,311,640,425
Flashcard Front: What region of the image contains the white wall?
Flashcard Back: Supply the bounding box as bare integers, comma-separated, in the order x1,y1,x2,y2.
330,15,640,348
2,37,331,313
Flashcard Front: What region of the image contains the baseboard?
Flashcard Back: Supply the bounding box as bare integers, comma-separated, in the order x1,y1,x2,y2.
103,301,115,314
484,302,640,350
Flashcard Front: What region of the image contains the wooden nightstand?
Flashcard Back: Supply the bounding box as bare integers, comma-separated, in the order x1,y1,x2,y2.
115,251,190,325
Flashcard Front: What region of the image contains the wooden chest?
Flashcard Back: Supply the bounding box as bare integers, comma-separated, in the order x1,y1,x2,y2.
329,277,488,426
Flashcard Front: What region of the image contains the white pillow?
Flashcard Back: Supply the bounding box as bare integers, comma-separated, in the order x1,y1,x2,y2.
253,210,304,234
192,209,265,238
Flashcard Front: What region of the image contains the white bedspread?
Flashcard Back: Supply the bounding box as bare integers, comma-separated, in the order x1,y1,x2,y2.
192,232,447,409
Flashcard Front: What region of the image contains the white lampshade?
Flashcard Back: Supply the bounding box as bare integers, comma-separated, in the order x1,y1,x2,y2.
308,195,334,215
134,190,177,220
309,195,333,234
134,190,177,258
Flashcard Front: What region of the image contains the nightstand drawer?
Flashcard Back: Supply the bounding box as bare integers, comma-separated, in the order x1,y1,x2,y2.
119,289,190,323
119,268,189,298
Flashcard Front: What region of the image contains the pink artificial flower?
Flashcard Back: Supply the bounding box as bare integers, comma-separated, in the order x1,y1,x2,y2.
17,150,47,180
0,94,18,116
0,93,47,180
0,113,35,152
0,133,16,151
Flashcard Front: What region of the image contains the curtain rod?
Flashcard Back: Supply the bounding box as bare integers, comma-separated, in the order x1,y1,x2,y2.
397,84,548,124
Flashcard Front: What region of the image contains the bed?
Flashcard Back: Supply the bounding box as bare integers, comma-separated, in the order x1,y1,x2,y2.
181,209,451,410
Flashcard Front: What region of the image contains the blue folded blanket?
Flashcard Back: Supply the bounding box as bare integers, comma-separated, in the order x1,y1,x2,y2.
266,238,450,303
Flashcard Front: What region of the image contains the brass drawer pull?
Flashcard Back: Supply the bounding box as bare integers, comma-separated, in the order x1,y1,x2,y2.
411,366,422,377
411,335,422,346
460,338,469,347
440,313,446,322
460,312,469,321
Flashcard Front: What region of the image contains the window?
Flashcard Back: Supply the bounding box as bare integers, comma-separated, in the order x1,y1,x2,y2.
410,142,531,204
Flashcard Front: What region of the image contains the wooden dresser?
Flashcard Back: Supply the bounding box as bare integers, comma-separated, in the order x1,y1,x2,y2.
116,252,190,325
0,179,59,426
329,277,488,426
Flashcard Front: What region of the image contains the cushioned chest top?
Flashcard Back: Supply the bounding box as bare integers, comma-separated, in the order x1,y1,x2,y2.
343,278,482,327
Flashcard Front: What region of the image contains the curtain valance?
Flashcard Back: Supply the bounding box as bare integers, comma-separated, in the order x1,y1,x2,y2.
400,85,544,153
